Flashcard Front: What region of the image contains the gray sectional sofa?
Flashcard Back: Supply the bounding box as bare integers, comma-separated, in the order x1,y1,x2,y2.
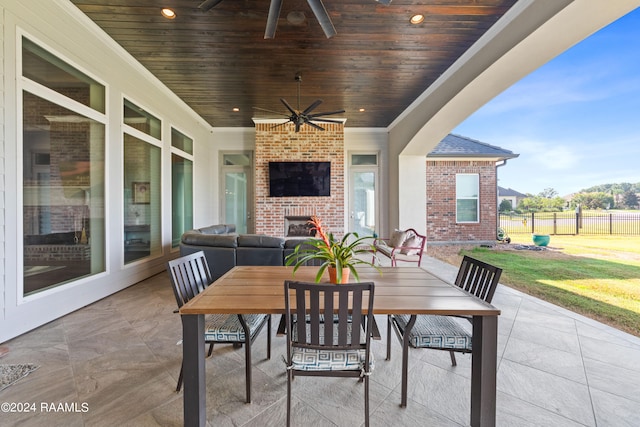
180,224,316,281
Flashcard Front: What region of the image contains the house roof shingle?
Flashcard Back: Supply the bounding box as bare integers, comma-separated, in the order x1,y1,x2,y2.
428,134,519,160
498,186,528,198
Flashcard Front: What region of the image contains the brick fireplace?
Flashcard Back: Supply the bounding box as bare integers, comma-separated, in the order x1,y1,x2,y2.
254,122,345,237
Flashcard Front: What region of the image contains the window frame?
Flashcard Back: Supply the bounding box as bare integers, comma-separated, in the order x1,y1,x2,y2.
456,173,480,224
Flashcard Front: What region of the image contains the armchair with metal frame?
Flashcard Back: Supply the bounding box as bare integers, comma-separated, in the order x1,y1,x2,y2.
167,251,271,402
386,255,502,406
284,280,375,427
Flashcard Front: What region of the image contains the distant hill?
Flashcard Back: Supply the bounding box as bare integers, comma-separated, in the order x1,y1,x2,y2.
580,182,640,194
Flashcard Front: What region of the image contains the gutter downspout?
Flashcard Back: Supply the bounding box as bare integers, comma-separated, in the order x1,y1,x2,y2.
496,159,508,232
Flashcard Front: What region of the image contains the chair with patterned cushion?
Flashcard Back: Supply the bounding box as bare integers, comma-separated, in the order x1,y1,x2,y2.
284,280,375,427
372,228,426,267
386,255,502,406
167,251,271,402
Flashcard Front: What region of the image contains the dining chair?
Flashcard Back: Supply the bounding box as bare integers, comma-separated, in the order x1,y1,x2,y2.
386,255,502,406
284,280,375,427
167,251,271,402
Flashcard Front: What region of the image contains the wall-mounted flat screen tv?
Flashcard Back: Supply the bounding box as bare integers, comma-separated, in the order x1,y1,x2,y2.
268,161,331,197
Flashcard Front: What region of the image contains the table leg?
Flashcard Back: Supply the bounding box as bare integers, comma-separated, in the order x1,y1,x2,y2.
471,315,498,427
183,314,206,427
400,315,417,407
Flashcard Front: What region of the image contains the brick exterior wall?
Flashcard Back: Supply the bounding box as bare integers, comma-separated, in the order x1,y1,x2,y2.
426,160,497,243
254,122,344,237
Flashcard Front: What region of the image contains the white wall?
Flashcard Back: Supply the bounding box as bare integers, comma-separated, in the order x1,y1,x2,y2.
0,1,215,342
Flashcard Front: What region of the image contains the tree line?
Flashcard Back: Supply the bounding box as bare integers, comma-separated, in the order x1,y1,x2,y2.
499,183,640,213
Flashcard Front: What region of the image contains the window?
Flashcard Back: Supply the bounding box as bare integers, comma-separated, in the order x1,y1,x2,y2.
123,133,162,263
21,37,106,296
22,37,105,113
123,99,161,139
456,174,479,223
171,128,193,248
171,127,193,155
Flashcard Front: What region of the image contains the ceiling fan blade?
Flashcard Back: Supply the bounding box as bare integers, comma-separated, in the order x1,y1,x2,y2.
302,99,323,115
253,106,289,117
280,98,298,116
308,109,345,118
264,0,283,39
198,0,225,12
306,0,337,38
306,121,325,131
270,121,291,130
310,117,343,124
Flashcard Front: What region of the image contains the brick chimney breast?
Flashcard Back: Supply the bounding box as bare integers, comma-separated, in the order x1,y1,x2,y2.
255,122,345,237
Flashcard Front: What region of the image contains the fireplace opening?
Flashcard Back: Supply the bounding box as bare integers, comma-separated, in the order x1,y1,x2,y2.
285,216,315,237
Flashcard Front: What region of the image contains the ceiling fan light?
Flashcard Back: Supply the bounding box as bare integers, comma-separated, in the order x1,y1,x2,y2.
287,11,306,26
410,14,424,25
161,8,176,19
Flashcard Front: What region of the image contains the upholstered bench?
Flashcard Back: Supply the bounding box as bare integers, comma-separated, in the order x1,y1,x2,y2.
373,228,426,266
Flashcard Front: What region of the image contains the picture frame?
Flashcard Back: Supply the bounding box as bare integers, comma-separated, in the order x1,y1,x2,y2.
132,181,150,204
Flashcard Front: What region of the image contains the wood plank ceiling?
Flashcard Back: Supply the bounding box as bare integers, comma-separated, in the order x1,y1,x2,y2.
69,0,517,128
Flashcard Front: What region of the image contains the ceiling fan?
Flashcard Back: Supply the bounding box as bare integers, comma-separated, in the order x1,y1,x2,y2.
198,0,392,39
253,73,345,132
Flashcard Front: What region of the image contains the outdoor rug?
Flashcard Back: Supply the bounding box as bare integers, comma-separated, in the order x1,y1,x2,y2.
0,364,39,392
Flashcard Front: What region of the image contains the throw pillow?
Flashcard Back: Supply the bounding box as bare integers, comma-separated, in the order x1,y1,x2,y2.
400,234,422,255
389,230,407,248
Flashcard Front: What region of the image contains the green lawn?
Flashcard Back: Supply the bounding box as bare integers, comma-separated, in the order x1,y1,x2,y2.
458,234,640,337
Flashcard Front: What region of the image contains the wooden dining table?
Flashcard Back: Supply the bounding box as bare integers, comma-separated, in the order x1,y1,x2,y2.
179,265,501,427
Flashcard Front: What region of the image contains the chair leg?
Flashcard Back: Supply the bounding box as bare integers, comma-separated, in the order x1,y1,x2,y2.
449,350,457,367
176,362,184,392
386,315,392,360
207,343,214,357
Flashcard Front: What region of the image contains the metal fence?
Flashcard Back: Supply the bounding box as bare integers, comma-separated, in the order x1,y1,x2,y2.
499,211,640,236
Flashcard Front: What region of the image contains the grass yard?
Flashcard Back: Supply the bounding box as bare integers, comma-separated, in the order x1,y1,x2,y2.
427,234,640,337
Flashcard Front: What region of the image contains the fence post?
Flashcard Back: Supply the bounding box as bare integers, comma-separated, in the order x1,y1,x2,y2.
531,212,535,233
575,212,579,235
553,212,557,235
610,213,613,235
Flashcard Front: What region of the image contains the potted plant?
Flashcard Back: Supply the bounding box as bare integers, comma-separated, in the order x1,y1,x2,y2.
285,216,379,283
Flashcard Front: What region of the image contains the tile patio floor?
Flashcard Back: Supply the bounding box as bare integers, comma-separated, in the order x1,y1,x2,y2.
1,256,639,426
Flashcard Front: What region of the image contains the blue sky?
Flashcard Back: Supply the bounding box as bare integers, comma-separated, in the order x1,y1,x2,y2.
453,7,640,197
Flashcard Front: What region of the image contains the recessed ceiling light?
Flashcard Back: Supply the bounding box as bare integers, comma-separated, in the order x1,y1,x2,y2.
410,14,424,25
161,8,176,19
359,108,366,112
232,107,240,112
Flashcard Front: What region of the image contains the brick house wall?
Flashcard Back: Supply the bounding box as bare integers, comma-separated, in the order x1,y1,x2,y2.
254,122,345,237
426,160,497,243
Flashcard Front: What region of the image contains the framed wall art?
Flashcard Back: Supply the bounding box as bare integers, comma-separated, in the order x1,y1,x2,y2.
133,182,150,204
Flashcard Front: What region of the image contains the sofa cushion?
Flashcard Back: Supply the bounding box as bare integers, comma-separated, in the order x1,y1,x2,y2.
284,237,317,249
181,232,238,247
198,224,235,235
237,234,284,248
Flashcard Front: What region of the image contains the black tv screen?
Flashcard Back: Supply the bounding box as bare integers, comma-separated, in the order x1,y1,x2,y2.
269,161,331,197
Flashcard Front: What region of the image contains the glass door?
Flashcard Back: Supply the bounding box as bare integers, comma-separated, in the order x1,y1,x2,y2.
221,153,253,234
349,154,379,237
